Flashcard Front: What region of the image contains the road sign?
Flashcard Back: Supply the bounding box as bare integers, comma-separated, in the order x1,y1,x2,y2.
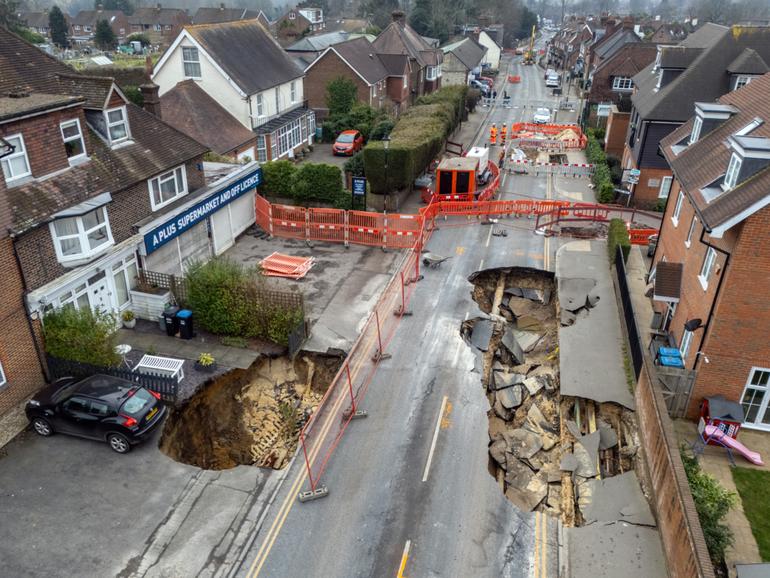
630,168,641,177
352,176,366,196
622,169,640,185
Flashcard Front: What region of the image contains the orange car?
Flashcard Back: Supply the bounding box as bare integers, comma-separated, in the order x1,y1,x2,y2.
333,130,364,156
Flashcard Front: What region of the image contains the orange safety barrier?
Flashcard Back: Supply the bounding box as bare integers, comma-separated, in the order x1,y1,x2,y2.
256,194,271,233
349,210,385,247
629,228,658,245
308,207,346,243
509,75,521,83
386,214,423,248
271,203,306,239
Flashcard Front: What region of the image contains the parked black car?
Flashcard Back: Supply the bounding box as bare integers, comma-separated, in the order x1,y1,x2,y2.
25,375,167,453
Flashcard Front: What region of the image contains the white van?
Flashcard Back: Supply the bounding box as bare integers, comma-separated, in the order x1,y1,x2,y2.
546,73,560,88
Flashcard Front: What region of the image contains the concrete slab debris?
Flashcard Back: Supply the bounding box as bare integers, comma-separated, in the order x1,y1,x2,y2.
513,329,543,352
488,416,508,441
489,439,508,468
560,310,577,326
559,278,596,312
598,421,619,450
573,430,601,478
493,398,513,421
505,454,535,487
497,384,524,409
516,315,544,332
503,428,543,459
566,522,667,578
560,453,578,471
581,472,656,526
526,402,553,433
523,375,545,396
470,318,495,351
501,328,524,364
492,371,525,391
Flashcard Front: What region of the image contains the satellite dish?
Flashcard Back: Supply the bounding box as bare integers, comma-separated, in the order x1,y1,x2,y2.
684,318,703,332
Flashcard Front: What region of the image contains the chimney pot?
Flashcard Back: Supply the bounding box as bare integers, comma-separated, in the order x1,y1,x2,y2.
391,10,405,25
220,3,225,10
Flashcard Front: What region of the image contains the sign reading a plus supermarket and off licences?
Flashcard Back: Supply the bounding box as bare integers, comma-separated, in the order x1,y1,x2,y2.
144,166,262,254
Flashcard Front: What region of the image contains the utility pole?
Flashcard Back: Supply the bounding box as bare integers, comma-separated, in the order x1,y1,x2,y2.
561,0,566,24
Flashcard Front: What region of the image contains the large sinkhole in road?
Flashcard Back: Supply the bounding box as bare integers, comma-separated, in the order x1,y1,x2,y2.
462,267,640,524
159,354,343,470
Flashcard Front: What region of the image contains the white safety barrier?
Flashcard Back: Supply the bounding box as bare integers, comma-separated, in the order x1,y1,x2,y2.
506,160,594,177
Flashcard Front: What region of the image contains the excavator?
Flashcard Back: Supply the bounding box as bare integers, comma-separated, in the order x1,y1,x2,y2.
523,24,536,65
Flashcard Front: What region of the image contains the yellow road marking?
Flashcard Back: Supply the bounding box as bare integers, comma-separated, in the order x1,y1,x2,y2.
396,539,411,578
456,246,465,255
247,320,382,577
440,400,453,429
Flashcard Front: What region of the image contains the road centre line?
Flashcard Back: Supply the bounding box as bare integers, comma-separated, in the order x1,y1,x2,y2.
485,225,493,248
396,539,411,578
479,258,485,270
422,396,449,482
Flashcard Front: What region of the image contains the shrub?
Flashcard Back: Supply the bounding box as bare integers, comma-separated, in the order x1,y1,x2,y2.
344,152,365,177
185,258,303,346
261,160,297,199
293,163,343,205
586,131,616,204
326,76,358,117
122,86,143,107
370,118,395,140
127,33,150,46
681,447,736,568
608,218,631,263
43,307,120,367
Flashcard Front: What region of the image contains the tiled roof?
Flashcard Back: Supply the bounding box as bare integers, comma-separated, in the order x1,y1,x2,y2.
0,26,77,94
18,11,60,29
160,80,255,155
593,28,639,62
286,31,353,52
589,43,658,103
727,48,770,74
70,10,125,26
0,93,83,122
330,37,388,85
441,37,486,71
185,20,303,94
377,52,409,76
632,24,770,122
660,73,770,231
128,8,190,26
653,261,682,300
192,7,260,24
372,20,440,68
55,74,114,109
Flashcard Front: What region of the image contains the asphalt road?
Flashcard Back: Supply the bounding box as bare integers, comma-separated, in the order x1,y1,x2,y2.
234,45,578,578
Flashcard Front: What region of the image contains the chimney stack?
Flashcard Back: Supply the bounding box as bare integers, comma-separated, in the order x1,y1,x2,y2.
391,10,405,25
140,56,162,119
622,16,633,30
220,3,225,11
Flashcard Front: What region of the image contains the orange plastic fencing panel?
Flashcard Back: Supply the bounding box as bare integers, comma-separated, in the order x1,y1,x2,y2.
271,203,307,239
628,228,659,245
349,210,385,247
255,194,272,231
308,208,346,243
386,214,423,249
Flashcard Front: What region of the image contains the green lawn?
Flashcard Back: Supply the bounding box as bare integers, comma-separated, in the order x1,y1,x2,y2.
732,467,770,561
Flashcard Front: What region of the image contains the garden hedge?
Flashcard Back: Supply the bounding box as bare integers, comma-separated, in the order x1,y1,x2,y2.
586,129,615,204
363,85,467,194
608,218,631,263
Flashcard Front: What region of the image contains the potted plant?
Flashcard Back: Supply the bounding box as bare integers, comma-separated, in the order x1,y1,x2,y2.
195,352,217,372
121,309,137,329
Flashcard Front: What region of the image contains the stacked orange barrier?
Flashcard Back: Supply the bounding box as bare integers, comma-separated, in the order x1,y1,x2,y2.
628,228,658,245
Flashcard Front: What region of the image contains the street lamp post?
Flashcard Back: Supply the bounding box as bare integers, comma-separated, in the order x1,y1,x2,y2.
383,134,391,211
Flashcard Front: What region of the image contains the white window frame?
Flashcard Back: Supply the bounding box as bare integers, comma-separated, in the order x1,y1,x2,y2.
256,93,264,117
685,216,697,248
671,190,684,226
111,255,138,309
658,176,673,199
689,116,702,145
1,133,32,183
0,358,6,387
403,75,408,89
104,106,130,145
49,207,114,264
290,81,297,103
60,118,87,163
148,165,188,211
426,66,437,81
182,46,201,79
612,76,633,91
741,367,770,428
256,135,267,162
723,152,742,190
680,328,693,360
735,75,752,90
698,247,717,290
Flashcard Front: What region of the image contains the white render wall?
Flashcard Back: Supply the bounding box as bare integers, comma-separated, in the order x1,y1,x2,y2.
153,35,305,130
478,32,501,69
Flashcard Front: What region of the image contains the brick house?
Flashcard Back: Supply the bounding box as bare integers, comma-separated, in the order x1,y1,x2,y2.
372,11,443,105
70,8,130,44
649,72,770,427
622,24,770,208
440,37,486,86
587,43,658,107
127,5,191,45
304,37,389,117
153,20,315,163
275,6,324,46
17,11,70,40
1,26,263,353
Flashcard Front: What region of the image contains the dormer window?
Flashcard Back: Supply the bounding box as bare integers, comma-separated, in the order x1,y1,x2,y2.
1,133,31,183
105,106,129,144
61,119,86,163
734,75,753,90
689,116,702,145
723,152,742,190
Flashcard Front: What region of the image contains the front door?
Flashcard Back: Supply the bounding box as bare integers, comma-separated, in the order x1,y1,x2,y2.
210,209,235,255
741,367,770,430
87,271,112,314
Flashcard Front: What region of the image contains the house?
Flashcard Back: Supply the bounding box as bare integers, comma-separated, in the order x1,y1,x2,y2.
440,37,486,86
17,11,69,39
275,6,324,46
285,30,374,69
465,29,500,70
622,24,770,208
587,17,640,75
70,8,129,44
193,5,270,27
0,25,262,341
377,53,412,116
127,5,191,45
153,20,315,163
372,11,443,104
160,80,258,161
587,43,658,106
650,72,770,427
549,17,596,74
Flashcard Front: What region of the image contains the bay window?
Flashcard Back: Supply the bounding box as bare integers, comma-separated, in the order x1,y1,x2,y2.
50,207,114,264
149,165,188,210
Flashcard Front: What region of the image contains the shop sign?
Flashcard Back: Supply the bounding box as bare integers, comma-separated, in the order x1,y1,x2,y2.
144,166,262,254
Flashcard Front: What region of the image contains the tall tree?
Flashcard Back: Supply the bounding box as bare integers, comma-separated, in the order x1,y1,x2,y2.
359,0,399,29
0,0,22,30
49,5,69,48
326,76,358,116
409,0,432,36
94,19,116,49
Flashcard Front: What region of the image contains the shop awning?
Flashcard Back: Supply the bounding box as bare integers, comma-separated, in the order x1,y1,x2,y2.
653,261,682,303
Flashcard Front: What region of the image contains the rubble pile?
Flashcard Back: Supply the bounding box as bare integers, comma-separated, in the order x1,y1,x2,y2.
160,354,342,470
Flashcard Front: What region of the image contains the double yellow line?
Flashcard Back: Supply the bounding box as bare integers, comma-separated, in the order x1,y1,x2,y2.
245,318,383,577
533,511,549,577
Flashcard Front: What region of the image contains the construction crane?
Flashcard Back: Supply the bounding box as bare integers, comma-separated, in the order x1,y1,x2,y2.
523,24,536,65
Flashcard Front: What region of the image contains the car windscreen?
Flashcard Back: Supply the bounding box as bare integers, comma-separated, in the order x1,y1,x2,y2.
337,133,355,143
120,389,154,416
537,108,549,115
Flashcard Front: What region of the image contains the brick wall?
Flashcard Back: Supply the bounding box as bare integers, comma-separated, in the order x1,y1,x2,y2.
604,109,629,158
14,156,205,291
621,148,673,208
0,238,46,417
0,108,91,180
304,51,374,112
636,358,715,578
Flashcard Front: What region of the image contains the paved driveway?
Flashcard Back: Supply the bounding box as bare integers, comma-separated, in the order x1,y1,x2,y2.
0,425,282,578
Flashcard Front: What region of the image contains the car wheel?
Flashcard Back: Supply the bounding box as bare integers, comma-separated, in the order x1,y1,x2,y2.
32,417,53,437
107,433,131,454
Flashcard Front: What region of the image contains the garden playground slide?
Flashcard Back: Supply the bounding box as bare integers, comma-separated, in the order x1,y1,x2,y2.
705,424,765,466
